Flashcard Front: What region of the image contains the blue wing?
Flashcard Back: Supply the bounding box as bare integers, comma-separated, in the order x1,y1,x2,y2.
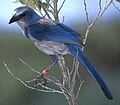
57,23,81,36
26,22,81,44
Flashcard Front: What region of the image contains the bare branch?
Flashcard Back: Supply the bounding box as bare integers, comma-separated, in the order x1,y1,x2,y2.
83,0,90,25
105,0,108,7
62,16,65,23
112,1,120,12
99,0,102,11
46,0,54,10
90,0,113,28
19,58,41,75
3,61,62,93
57,55,70,86
58,0,66,12
70,52,79,91
53,0,59,22
76,80,84,99
33,0,52,19
47,76,69,93
83,0,113,50
115,0,120,2
26,78,63,94
18,58,69,93
82,26,90,50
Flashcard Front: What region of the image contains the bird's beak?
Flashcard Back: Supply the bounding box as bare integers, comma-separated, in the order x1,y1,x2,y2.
9,15,19,24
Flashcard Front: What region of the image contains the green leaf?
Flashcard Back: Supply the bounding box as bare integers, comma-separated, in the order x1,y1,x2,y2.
13,0,25,4
13,0,38,9
45,0,50,3
16,0,26,4
13,0,19,3
42,2,49,9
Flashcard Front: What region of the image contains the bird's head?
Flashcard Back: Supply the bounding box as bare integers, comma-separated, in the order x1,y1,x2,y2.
9,6,41,25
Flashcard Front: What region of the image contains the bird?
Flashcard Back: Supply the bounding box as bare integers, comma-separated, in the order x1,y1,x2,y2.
9,6,113,100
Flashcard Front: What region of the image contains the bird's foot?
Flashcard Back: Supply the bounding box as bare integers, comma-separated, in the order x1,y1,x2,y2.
34,70,48,86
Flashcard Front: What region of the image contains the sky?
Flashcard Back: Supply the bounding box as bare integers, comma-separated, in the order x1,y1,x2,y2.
0,0,119,30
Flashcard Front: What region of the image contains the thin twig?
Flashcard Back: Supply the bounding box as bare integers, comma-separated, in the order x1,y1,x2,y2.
3,61,62,94
33,0,52,19
112,1,120,12
90,0,113,28
19,58,67,91
83,0,113,50
83,0,89,25
99,0,102,10
19,58,41,75
58,0,66,12
76,80,84,99
105,0,108,7
70,52,79,91
26,78,63,93
76,70,83,97
62,16,65,23
71,58,75,75
98,0,102,14
46,0,54,10
57,55,68,86
19,58,71,95
47,76,69,94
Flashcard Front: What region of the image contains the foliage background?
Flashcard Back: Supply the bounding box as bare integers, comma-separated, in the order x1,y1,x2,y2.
0,0,120,105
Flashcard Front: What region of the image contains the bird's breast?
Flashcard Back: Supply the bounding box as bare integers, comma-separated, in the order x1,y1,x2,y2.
34,41,69,55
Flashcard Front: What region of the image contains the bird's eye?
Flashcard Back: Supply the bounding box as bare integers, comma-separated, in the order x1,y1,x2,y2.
21,12,26,17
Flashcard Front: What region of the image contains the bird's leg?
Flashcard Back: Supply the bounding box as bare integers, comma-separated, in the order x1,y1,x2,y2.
34,55,58,86
42,55,58,74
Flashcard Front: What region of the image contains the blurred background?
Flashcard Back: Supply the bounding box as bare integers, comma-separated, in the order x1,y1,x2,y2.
0,0,120,105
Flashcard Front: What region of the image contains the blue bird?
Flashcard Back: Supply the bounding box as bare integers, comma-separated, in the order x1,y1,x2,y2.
9,6,113,100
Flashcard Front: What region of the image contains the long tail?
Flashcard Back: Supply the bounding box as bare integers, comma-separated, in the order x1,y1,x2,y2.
66,43,113,100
